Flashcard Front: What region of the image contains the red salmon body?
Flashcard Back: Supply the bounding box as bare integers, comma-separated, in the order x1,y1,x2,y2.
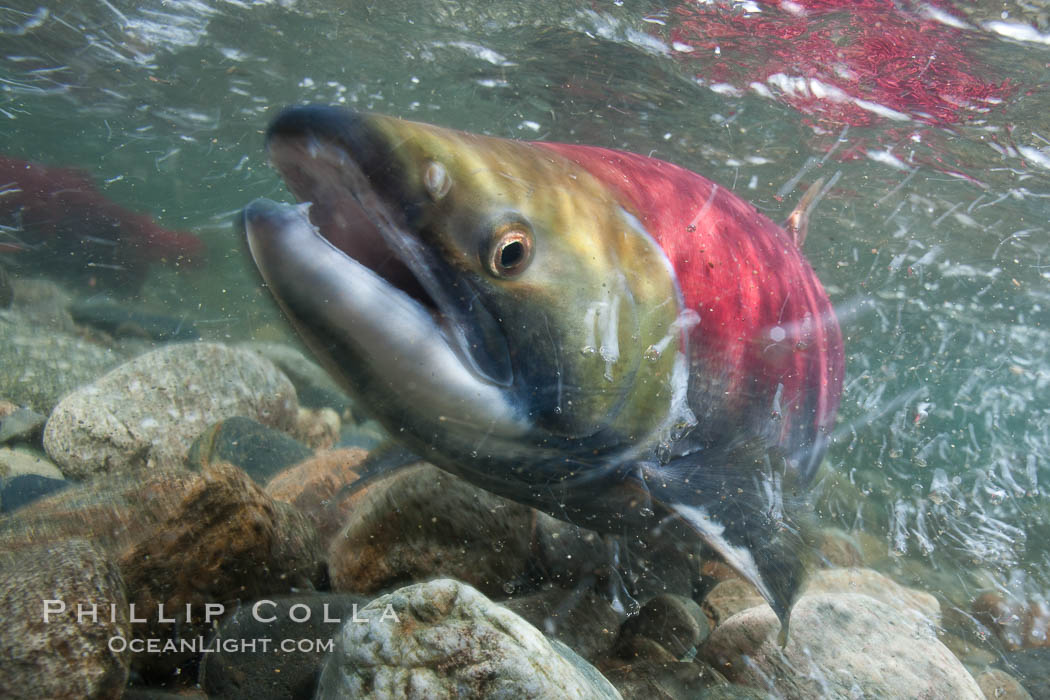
537,143,844,478
246,105,845,629
0,156,204,291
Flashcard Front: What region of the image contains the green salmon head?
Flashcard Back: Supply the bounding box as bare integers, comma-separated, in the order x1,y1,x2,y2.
244,107,689,493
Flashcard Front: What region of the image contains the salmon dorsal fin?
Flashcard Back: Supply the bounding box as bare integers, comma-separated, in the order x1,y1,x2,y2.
783,177,826,248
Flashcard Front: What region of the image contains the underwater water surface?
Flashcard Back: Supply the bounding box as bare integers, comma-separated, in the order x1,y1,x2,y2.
2,0,1050,697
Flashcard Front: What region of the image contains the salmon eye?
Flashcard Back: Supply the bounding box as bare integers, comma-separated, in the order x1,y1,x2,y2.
486,227,532,278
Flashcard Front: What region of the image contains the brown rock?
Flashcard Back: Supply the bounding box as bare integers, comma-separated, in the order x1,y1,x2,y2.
529,510,608,588
0,462,325,676
328,462,536,598
973,593,1050,650
817,528,865,567
975,668,1034,700
531,512,699,601
619,593,710,659
803,567,941,625
624,535,701,601
700,560,738,584
119,463,325,662
613,635,679,665
600,656,731,699
854,529,891,568
701,579,764,627
501,585,621,662
289,406,340,450
264,447,367,545
0,468,201,552
696,559,740,603
703,593,983,699
0,539,130,699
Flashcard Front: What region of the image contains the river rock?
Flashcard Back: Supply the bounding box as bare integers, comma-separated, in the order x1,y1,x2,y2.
264,447,366,546
200,592,368,700
188,416,314,483
0,474,69,513
122,690,208,700
43,342,298,478
999,648,1050,699
328,463,537,598
973,592,1050,650
532,510,698,602
289,406,340,450
243,342,354,415
804,567,941,625
701,579,764,627
0,539,130,699
618,593,710,659
0,312,123,414
0,446,63,480
316,579,622,699
525,509,607,589
0,462,326,676
336,418,388,450
974,668,1034,700
7,278,76,332
502,585,621,662
600,657,748,700
702,592,983,699
118,462,325,674
702,567,940,632
69,301,200,342
0,406,46,444
817,528,865,567
0,467,202,552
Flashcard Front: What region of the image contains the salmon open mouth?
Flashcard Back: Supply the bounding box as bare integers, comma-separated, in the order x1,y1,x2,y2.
266,133,438,313
245,105,513,388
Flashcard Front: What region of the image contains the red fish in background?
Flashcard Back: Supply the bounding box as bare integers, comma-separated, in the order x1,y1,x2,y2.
669,0,1011,129
0,156,204,292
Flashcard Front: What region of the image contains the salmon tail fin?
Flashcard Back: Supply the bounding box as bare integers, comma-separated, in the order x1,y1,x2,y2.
784,177,826,248
649,438,818,645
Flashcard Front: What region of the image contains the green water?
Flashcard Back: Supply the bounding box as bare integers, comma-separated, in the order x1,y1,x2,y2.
3,0,1050,692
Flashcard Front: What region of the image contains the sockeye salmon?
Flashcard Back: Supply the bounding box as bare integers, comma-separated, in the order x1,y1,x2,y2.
0,156,204,292
243,107,844,637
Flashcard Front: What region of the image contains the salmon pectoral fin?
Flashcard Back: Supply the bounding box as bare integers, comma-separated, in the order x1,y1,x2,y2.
649,439,817,645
